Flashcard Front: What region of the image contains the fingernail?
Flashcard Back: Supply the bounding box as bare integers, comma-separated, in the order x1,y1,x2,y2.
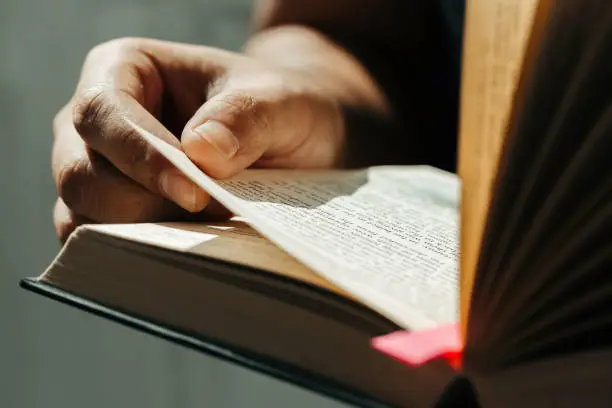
159,171,206,213
193,120,239,159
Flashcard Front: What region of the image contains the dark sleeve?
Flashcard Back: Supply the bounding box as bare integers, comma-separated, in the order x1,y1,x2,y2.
419,0,465,172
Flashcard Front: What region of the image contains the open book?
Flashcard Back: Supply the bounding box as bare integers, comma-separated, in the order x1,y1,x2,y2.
27,165,460,408
22,0,612,407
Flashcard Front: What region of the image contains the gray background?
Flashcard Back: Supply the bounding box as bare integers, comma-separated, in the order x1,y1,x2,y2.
0,1,347,407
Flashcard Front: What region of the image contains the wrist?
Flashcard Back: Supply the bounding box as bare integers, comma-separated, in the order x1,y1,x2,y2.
243,25,390,118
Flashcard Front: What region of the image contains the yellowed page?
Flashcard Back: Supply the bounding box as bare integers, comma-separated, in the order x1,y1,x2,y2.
134,122,460,331
88,219,352,297
458,0,544,336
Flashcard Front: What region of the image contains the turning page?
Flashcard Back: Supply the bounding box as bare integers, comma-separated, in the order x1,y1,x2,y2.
457,0,546,332
136,125,460,331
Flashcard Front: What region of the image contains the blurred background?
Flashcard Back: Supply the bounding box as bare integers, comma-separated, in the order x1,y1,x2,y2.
0,0,347,406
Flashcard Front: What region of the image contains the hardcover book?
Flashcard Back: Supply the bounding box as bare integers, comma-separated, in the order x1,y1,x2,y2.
22,0,612,406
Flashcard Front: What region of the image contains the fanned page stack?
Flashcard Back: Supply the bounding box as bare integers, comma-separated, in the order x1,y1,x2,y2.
459,0,612,406
21,0,612,407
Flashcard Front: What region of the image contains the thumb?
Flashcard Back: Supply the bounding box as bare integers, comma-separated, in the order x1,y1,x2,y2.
181,90,280,179
181,89,342,179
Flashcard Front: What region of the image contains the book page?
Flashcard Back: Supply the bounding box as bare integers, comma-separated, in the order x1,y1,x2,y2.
458,0,543,334
135,123,460,331
472,349,612,408
89,219,350,297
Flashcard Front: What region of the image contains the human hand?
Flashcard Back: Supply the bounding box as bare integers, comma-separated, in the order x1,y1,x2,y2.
52,38,345,242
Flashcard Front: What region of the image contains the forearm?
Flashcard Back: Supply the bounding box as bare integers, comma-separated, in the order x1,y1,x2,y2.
244,25,389,118
243,0,457,169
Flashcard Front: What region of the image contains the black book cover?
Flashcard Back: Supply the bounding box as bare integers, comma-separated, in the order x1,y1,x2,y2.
21,278,399,408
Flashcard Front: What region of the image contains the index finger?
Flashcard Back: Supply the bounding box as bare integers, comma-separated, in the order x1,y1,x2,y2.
71,38,209,212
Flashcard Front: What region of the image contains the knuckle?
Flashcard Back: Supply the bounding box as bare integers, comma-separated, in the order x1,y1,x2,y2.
72,86,111,141
74,37,146,141
56,159,91,212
